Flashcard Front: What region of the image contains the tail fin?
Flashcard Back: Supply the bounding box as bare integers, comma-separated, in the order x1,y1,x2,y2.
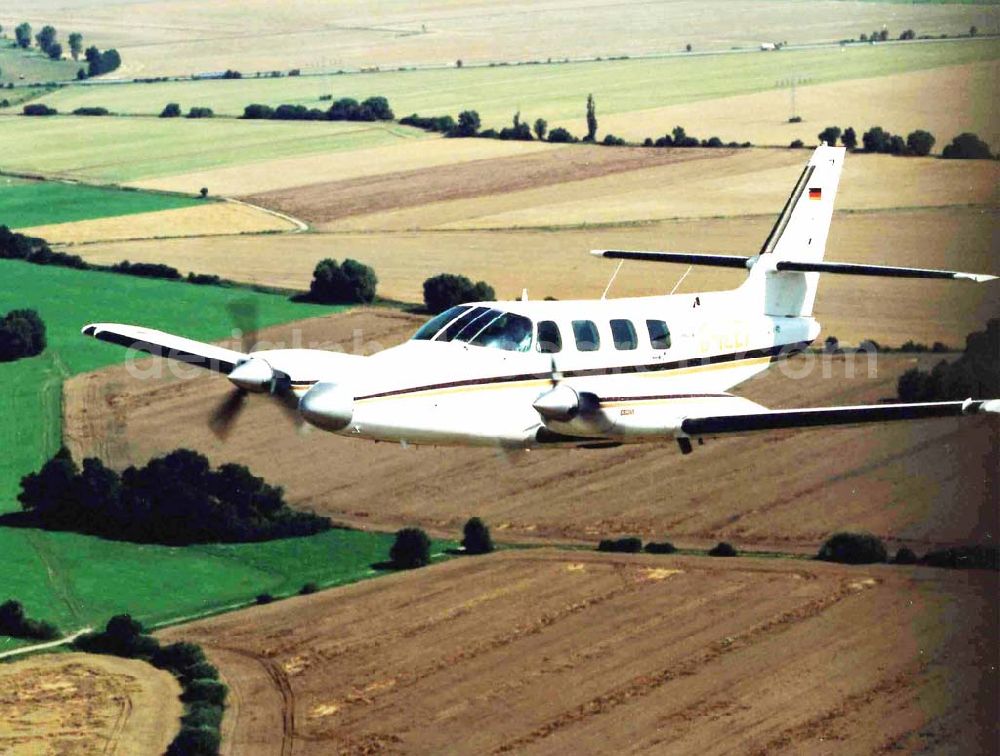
746,144,845,317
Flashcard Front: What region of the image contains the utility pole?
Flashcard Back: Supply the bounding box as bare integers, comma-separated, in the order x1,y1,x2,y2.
776,74,810,121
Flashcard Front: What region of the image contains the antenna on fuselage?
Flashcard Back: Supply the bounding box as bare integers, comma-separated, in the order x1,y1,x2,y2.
669,265,693,295
601,260,624,300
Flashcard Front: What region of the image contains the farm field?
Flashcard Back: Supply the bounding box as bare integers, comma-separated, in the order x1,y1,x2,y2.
0,652,181,754
160,549,999,755
0,176,201,228
0,116,427,183
0,46,78,85
31,38,1000,130
4,0,998,77
0,261,427,653
65,309,1000,554
19,200,297,243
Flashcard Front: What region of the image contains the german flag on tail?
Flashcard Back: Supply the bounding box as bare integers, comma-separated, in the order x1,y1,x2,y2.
808,187,822,200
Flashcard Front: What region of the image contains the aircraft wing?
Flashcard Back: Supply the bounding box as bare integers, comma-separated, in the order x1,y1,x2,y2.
681,399,999,438
82,323,244,374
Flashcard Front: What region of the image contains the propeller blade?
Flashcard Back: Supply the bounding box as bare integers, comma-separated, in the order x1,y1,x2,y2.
227,298,259,354
209,388,248,439
270,371,305,431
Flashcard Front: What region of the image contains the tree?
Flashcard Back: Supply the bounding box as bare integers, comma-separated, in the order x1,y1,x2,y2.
35,25,57,52
862,126,889,153
585,93,597,142
970,25,977,37
47,42,63,60
942,133,992,160
186,107,213,119
361,96,393,120
547,126,576,143
451,110,480,137
308,258,378,304
422,273,495,314
160,102,181,118
0,308,46,361
906,130,935,157
68,32,83,60
708,542,738,557
462,517,494,555
899,29,915,41
390,527,431,568
841,126,857,150
533,118,547,141
887,134,906,155
685,43,692,52
15,23,32,49
199,187,208,198
817,126,841,146
242,103,274,119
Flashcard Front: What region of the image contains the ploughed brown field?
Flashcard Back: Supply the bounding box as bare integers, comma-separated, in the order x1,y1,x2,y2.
0,652,181,755
64,310,999,553
158,549,998,755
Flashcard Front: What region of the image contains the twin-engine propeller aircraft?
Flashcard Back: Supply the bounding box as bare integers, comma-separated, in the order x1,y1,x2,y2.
83,145,998,453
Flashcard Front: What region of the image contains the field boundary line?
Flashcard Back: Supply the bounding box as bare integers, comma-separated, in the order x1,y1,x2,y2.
0,626,93,660
223,197,308,232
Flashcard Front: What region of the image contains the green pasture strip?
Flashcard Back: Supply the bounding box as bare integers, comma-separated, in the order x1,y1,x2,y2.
33,38,1000,131
0,47,78,86
0,117,427,183
0,179,203,228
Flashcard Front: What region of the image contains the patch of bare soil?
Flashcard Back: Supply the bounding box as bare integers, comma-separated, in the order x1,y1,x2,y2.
63,309,999,553
158,550,998,755
240,146,727,225
0,652,182,755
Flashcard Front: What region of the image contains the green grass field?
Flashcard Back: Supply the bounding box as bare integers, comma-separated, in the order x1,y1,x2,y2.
0,261,435,651
0,176,203,228
0,46,79,85
0,116,427,182
34,38,1000,129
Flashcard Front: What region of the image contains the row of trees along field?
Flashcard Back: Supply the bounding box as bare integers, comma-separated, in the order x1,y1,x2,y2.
7,21,119,77
807,125,994,159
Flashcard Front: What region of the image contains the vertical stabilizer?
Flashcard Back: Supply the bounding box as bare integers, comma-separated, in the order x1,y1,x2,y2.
745,144,846,317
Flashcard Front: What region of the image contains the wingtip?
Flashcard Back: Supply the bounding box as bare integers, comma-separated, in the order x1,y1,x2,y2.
590,249,608,258
81,324,97,337
954,273,998,283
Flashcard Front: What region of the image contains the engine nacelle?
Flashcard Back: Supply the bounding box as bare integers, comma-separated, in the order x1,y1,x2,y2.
299,382,354,432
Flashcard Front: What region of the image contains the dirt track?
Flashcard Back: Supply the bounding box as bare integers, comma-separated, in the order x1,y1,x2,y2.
64,309,999,553
0,652,181,755
158,549,998,755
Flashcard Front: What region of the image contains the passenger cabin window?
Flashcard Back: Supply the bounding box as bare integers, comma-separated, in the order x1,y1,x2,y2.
412,306,470,340
572,320,601,352
536,321,562,354
646,319,671,350
610,319,638,350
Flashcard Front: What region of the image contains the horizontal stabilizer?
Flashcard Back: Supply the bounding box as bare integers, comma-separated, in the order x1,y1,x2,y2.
591,250,750,268
775,260,997,282
682,399,998,437
591,249,995,282
82,323,244,374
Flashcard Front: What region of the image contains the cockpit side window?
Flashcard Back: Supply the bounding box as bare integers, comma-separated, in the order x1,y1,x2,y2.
646,319,671,349
469,312,533,352
452,308,502,342
537,321,562,354
412,306,470,340
610,319,638,350
572,320,601,352
436,306,491,341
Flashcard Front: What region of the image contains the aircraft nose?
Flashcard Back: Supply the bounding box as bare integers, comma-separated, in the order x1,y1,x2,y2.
299,382,354,432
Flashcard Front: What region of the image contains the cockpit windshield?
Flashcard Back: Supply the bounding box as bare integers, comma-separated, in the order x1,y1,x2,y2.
411,307,533,352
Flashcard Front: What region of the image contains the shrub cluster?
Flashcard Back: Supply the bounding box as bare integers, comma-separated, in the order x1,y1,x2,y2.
23,104,57,116
74,615,226,755
390,527,432,568
817,533,887,564
307,258,377,304
399,113,456,133
0,599,60,641
942,133,993,160
598,537,643,553
110,260,181,279
85,46,122,77
0,308,46,362
187,107,214,119
72,106,109,116
462,517,494,554
708,542,738,557
644,541,677,554
160,102,181,118
819,533,997,571
242,96,393,123
422,273,495,314
897,320,998,402
18,447,332,544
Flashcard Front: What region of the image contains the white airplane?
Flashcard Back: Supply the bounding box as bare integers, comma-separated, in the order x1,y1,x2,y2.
83,145,998,453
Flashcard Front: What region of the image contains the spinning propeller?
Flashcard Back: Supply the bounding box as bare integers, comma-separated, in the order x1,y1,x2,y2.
531,356,599,423
208,300,301,439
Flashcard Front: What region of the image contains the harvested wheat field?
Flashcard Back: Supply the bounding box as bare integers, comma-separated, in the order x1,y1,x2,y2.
157,549,998,755
73,205,997,347
21,201,297,245
64,309,999,553
590,61,1000,149
0,652,181,755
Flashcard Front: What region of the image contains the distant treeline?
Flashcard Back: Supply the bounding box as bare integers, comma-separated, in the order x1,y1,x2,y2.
805,125,994,160
897,319,999,402
241,96,394,122
15,447,331,545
